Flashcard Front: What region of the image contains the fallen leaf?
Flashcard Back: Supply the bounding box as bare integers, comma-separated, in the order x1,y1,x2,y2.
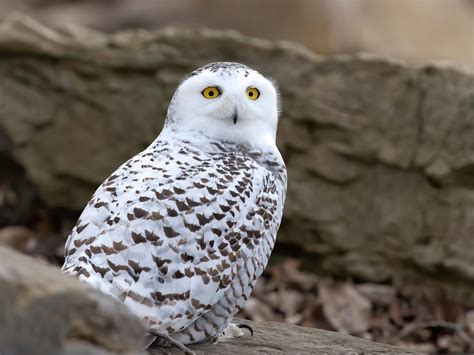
242,297,277,322
356,283,396,306
319,279,371,334
466,310,474,333
0,226,35,252
277,288,304,316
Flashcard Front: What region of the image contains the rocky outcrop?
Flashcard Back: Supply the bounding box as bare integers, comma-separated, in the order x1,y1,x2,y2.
0,246,147,354
1,15,474,299
153,318,413,354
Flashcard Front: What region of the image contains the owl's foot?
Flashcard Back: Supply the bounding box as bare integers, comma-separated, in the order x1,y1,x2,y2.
148,330,195,355
220,322,254,340
236,323,254,336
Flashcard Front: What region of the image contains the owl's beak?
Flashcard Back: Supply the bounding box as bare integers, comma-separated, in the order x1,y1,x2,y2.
232,107,239,124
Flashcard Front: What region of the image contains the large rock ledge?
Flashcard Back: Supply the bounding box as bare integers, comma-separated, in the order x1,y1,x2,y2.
0,246,411,354
1,15,474,302
157,319,412,354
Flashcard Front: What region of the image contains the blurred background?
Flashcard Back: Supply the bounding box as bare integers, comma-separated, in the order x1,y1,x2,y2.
0,0,472,69
0,0,473,353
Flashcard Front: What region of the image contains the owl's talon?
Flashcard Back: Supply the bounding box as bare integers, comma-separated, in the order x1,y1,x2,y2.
236,323,254,336
148,330,196,355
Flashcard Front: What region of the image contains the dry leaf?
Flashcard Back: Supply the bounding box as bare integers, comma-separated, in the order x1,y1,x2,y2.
356,283,396,306
277,288,304,316
242,297,276,322
319,280,371,334
466,310,474,333
0,226,35,252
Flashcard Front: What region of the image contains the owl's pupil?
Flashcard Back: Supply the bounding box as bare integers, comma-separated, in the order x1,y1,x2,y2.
209,91,214,96
249,92,254,97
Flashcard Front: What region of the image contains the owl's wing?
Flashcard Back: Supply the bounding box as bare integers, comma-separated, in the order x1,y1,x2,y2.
63,142,286,333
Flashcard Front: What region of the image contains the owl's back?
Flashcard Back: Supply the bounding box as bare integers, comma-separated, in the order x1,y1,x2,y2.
63,134,286,344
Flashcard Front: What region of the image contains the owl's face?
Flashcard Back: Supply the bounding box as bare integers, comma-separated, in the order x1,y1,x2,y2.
167,63,280,147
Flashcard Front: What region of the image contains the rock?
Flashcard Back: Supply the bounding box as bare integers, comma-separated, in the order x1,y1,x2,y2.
0,0,472,70
150,318,413,354
1,15,474,302
0,246,146,354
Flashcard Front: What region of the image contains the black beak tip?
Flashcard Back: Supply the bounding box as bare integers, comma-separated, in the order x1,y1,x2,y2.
232,114,238,124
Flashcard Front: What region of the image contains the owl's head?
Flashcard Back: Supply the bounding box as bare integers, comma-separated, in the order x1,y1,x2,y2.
164,62,280,147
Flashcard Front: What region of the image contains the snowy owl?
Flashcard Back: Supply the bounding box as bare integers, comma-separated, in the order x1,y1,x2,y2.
63,62,287,353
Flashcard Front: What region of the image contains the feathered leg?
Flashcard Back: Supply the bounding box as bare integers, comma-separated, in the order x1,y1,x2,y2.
148,330,196,355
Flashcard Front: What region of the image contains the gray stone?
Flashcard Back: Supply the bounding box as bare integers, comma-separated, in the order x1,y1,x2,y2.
0,246,147,354
1,15,474,302
151,318,413,354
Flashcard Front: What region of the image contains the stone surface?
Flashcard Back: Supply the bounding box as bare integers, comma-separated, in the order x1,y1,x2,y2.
151,318,412,354
1,15,474,300
0,246,146,354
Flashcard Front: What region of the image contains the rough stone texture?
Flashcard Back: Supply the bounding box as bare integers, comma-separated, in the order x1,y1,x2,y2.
153,318,412,354
0,246,147,354
1,15,474,300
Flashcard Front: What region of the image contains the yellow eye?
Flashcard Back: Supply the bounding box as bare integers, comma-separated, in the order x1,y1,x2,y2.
246,87,260,100
201,86,221,99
